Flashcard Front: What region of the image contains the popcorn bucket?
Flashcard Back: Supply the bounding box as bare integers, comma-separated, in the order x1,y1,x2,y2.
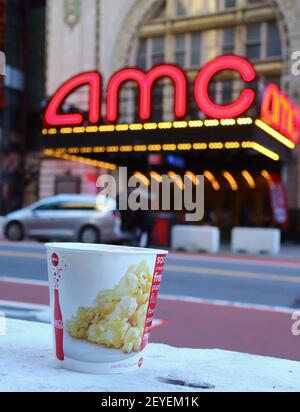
46,243,168,374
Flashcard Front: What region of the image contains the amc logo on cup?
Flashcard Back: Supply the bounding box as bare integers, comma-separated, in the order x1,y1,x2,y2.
46,243,167,374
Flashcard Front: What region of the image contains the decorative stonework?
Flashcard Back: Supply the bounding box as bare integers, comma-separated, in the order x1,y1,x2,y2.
63,0,81,29
111,0,162,72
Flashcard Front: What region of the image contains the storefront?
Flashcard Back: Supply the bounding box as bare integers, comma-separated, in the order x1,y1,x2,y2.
41,55,298,235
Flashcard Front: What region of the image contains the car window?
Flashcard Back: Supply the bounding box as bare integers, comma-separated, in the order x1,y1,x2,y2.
34,202,59,211
56,202,96,211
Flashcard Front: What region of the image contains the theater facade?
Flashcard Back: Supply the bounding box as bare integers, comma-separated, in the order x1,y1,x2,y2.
42,0,300,238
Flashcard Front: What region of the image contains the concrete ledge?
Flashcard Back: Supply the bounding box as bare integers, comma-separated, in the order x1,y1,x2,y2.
232,227,281,255
1,319,300,392
171,226,220,253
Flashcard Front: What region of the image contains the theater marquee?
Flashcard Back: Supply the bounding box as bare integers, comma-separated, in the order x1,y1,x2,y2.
42,55,299,166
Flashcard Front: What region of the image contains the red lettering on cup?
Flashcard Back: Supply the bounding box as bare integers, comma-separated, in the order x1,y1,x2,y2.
140,254,167,351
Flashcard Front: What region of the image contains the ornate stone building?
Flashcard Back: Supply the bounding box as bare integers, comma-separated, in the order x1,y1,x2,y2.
44,0,300,237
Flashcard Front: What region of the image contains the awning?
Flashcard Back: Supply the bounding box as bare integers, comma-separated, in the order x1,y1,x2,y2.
42,116,294,169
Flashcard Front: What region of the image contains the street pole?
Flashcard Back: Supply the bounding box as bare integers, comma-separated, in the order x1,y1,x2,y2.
0,51,5,76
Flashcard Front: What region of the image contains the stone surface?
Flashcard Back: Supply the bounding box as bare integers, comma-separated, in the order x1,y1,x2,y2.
1,319,300,392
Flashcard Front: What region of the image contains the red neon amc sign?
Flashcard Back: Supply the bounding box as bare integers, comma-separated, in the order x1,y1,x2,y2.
44,55,300,145
261,83,300,144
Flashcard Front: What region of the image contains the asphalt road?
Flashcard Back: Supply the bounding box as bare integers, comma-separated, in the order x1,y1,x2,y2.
1,242,300,307
1,241,300,360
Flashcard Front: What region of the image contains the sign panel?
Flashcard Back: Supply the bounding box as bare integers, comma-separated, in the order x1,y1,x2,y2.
269,173,289,228
261,84,300,144
43,55,300,149
44,55,256,126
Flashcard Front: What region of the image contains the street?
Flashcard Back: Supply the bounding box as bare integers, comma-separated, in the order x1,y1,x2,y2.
0,241,300,361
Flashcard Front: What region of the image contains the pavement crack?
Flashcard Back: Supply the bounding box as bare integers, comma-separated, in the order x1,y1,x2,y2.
157,377,215,390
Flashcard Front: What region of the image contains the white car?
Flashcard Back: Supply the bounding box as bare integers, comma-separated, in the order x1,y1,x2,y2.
4,194,124,244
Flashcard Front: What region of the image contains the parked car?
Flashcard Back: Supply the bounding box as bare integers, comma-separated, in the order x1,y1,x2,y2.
4,194,125,244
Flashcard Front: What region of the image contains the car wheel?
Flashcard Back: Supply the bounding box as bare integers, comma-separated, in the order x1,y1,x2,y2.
79,226,100,244
5,222,24,242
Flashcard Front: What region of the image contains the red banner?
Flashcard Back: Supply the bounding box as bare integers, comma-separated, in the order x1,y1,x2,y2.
269,173,289,229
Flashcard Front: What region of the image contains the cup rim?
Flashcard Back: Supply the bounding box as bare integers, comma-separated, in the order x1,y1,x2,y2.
45,242,168,255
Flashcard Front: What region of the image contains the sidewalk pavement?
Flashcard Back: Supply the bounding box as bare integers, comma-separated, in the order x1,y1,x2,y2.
169,242,300,262
219,243,300,261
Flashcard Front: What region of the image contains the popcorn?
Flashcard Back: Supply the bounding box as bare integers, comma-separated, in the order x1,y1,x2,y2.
94,290,121,317
129,304,148,329
115,269,139,298
87,320,129,349
68,260,152,353
68,307,96,339
106,297,137,321
123,327,142,353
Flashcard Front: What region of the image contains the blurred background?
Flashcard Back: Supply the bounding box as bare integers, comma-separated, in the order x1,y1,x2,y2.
2,0,300,238
1,0,300,362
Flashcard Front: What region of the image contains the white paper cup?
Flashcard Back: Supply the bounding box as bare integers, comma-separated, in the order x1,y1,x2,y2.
46,243,168,374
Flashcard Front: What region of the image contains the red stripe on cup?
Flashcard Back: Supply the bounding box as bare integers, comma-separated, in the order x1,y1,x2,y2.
140,254,167,351
54,288,64,361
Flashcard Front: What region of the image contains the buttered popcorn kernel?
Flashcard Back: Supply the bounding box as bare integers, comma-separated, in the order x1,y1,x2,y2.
106,296,137,321
117,266,139,294
69,307,96,339
123,327,142,353
129,303,148,329
94,290,121,317
68,260,153,353
87,320,129,349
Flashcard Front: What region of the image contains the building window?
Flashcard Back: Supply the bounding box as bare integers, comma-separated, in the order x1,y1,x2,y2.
223,0,236,9
246,23,261,60
247,0,262,5
203,29,219,63
245,21,282,61
152,37,165,66
218,0,237,11
266,21,282,58
137,39,147,70
119,84,136,124
208,80,218,106
176,0,188,16
190,0,206,14
174,32,202,69
175,0,218,16
221,80,233,104
151,82,164,121
137,37,165,69
175,34,186,67
188,81,200,119
222,27,235,54
191,32,202,67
